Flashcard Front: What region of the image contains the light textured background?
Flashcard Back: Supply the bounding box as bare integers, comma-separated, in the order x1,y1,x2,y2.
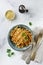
0,0,43,65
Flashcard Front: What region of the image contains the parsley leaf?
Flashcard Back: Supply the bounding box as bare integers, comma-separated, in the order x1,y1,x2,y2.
29,22,32,26
24,36,29,42
22,33,26,36
11,52,14,55
24,36,29,41
7,49,11,53
8,54,11,57
6,49,14,57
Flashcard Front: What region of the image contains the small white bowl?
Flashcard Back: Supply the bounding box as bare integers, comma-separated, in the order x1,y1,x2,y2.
5,10,16,20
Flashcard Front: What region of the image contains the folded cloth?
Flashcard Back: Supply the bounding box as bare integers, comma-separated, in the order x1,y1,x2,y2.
34,37,43,63
21,27,43,64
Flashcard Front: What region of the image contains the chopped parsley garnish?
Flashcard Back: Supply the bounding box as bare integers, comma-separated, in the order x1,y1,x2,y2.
22,33,29,42
29,22,32,26
22,33,26,36
24,37,29,42
11,52,14,55
8,54,11,57
7,49,11,53
25,37,28,41
6,49,14,57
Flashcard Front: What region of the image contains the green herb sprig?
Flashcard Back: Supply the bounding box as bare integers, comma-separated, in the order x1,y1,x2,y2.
22,33,26,36
22,33,29,42
29,22,32,26
7,49,14,57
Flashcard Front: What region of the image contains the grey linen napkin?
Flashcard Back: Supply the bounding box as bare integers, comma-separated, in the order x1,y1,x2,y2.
21,27,43,64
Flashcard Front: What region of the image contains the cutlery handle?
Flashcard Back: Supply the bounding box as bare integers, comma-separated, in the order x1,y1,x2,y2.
31,37,43,60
